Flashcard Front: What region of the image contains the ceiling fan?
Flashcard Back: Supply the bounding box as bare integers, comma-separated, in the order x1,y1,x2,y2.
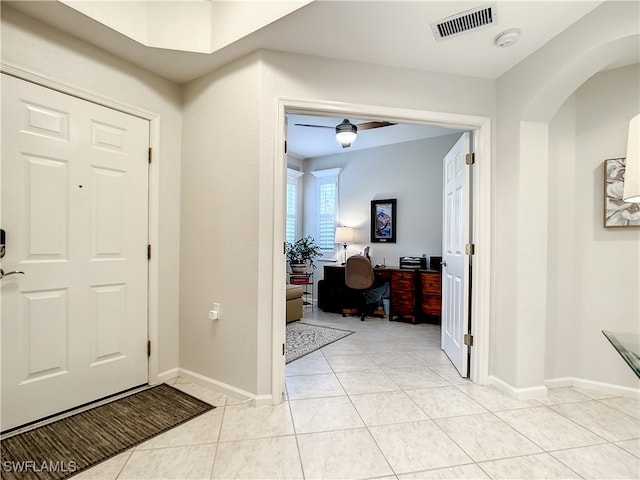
294,118,396,148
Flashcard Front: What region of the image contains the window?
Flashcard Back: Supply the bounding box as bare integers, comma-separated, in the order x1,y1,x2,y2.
286,168,303,244
311,168,342,251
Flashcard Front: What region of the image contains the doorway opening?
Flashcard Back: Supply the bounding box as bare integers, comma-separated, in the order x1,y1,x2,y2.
272,99,492,402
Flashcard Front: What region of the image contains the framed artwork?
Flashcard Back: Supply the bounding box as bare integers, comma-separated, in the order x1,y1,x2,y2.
604,158,640,227
371,199,397,242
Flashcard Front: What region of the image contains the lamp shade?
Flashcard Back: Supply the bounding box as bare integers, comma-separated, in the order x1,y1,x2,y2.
623,114,640,203
335,226,355,243
335,120,357,147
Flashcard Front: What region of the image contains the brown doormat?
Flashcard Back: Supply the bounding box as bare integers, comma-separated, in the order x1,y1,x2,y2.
0,384,215,480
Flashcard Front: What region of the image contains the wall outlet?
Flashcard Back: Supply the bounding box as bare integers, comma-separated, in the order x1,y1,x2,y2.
209,302,221,320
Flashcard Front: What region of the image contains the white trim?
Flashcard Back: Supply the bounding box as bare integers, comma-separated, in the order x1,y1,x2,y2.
287,168,304,179
545,377,640,399
157,368,180,384
489,375,548,400
310,167,342,178
272,97,493,402
1,63,163,387
179,368,274,406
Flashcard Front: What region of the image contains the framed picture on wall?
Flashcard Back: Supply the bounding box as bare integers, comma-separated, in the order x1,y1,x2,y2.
604,158,640,227
371,199,397,242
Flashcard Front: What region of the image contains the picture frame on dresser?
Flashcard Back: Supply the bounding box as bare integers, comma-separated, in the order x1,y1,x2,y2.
371,198,397,243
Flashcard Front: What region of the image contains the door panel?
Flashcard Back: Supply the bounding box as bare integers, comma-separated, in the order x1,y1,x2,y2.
441,133,470,377
1,75,150,431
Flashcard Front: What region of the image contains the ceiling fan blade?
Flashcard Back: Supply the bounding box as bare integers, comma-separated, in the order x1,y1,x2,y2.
356,121,396,131
294,123,334,129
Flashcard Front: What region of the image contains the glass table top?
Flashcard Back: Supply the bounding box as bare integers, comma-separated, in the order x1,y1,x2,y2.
602,330,640,379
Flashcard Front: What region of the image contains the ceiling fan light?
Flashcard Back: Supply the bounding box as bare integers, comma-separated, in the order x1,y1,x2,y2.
335,119,357,147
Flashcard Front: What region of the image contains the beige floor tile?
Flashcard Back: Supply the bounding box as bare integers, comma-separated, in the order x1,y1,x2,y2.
599,396,640,420
135,409,223,449
435,413,542,462
324,353,378,372
289,396,364,433
537,387,590,405
297,428,393,479
285,372,346,400
398,463,489,479
427,364,470,385
211,436,303,479
496,406,606,451
550,443,640,479
350,390,429,426
405,386,487,418
172,381,236,407
550,400,640,441
370,420,472,474
456,384,540,411
616,438,640,458
218,403,294,441
74,450,132,480
285,351,332,376
478,453,582,479
118,444,216,480
336,369,399,395
383,367,450,390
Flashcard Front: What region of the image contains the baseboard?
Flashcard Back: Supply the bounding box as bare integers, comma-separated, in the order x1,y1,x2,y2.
156,368,179,385
545,376,640,398
177,368,275,407
489,376,548,400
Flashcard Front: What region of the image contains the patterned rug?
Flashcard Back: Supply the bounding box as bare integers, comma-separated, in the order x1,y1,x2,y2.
286,322,354,363
0,384,214,480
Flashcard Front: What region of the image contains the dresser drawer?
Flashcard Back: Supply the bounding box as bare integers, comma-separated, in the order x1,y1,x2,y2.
420,272,441,293
421,294,441,315
392,271,415,281
393,278,414,291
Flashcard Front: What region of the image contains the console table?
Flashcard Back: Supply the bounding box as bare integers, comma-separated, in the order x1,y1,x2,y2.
318,265,441,324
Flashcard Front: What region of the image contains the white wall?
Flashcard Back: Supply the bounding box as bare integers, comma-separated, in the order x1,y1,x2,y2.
303,135,462,271
1,6,182,377
546,64,640,389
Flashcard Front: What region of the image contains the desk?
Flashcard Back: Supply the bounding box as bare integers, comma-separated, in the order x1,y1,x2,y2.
318,265,441,324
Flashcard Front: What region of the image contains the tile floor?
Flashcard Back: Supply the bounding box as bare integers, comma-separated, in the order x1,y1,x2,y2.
77,310,639,479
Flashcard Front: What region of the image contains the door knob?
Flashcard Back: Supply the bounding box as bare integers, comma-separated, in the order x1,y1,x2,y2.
440,260,447,267
0,268,25,279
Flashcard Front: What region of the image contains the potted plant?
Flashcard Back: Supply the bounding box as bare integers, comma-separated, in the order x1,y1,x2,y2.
286,236,322,273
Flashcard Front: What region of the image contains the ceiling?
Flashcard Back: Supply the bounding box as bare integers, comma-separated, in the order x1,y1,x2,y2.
5,1,609,158
6,1,604,84
287,114,463,158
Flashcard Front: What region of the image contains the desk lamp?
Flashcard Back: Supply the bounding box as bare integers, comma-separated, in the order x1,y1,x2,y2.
335,227,354,265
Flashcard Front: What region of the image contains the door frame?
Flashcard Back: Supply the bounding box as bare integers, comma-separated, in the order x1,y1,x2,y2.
1,64,161,385
272,98,492,399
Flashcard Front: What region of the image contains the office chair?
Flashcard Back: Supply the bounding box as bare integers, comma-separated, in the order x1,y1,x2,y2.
344,255,375,321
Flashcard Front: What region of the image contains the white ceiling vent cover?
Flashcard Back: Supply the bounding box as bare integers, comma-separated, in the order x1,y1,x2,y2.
432,4,496,41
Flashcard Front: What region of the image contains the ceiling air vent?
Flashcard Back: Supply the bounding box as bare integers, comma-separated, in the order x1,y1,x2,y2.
432,4,496,41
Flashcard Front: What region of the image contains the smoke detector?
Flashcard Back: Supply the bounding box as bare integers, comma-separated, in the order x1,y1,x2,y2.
494,28,521,47
431,4,496,41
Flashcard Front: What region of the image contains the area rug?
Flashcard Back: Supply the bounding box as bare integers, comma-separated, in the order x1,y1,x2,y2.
286,322,354,363
0,384,215,480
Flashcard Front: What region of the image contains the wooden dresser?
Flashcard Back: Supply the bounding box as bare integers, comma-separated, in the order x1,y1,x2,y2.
318,265,441,324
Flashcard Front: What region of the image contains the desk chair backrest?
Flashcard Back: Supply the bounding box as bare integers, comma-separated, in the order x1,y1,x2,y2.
345,255,375,290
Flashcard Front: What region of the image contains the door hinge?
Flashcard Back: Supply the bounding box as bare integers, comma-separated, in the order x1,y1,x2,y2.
148,147,153,164
464,333,474,347
282,343,285,356
465,243,475,255
147,244,151,260
284,140,287,154
147,340,151,357
283,242,287,255
465,152,475,165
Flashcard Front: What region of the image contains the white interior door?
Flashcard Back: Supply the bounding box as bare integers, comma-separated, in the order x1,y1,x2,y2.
441,133,471,377
1,75,150,431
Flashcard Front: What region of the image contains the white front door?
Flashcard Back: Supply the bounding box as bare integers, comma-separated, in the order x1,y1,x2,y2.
441,133,471,377
1,75,150,431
